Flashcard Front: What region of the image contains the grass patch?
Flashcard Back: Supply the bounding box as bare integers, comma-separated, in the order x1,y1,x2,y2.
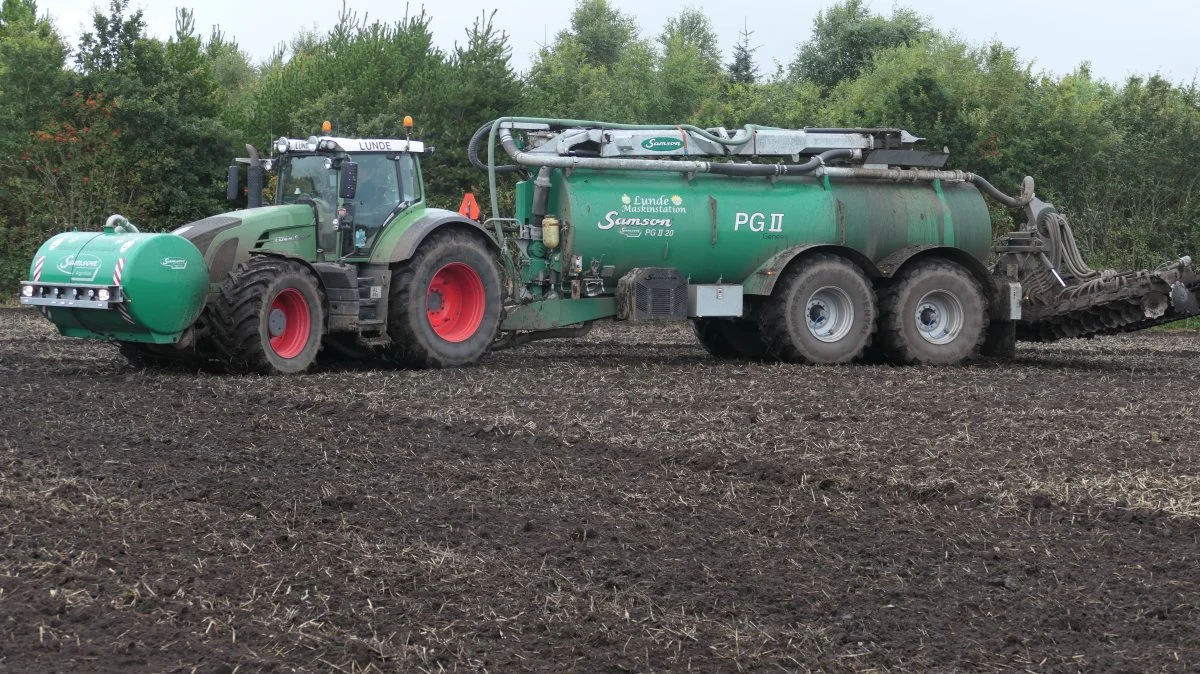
1155,316,1200,331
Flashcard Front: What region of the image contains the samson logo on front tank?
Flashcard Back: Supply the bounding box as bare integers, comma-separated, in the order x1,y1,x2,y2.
641,137,685,152
55,253,102,282
160,257,189,271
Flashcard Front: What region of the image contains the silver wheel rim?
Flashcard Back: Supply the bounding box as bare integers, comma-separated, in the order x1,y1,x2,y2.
915,290,964,345
805,286,854,343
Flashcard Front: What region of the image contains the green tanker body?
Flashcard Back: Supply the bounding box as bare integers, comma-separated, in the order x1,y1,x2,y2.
16,116,1200,373
538,171,993,285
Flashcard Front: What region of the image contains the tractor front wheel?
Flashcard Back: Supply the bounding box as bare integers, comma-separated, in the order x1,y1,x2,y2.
386,231,502,368
213,256,325,374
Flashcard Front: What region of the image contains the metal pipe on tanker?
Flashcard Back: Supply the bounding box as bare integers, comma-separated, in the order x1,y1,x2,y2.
531,167,553,227
485,117,783,219
485,117,1038,218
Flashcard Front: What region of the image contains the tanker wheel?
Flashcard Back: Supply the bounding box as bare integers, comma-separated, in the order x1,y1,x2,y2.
692,318,769,360
214,256,325,374
757,253,875,364
386,230,502,368
877,258,987,365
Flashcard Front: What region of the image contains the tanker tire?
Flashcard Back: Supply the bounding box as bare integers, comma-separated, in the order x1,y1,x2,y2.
877,259,987,365
757,254,876,364
692,319,739,359
213,257,325,374
386,231,502,368
692,318,770,360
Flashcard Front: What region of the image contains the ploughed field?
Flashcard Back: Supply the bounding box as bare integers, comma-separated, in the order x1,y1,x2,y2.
1,307,1199,673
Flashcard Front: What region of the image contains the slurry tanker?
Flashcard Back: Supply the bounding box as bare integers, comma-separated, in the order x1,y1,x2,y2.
18,117,1200,373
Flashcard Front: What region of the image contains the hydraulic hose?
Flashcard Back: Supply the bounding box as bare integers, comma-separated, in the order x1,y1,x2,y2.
469,121,522,174
968,174,1035,208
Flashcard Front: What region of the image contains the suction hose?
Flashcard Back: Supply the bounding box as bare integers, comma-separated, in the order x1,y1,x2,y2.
969,174,1035,208
469,121,522,174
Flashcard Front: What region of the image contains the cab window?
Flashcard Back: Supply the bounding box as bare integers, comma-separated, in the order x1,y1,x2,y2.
352,154,401,230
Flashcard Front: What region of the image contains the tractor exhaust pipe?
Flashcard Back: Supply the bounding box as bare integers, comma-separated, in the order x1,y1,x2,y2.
245,144,263,209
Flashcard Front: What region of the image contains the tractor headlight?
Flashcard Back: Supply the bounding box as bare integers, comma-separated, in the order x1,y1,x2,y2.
274,137,289,154
261,159,273,171
97,288,111,301
21,284,33,297
323,157,333,170
305,136,319,152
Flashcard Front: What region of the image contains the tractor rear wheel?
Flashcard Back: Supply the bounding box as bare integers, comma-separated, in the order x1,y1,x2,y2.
877,259,987,365
757,253,875,364
692,318,769,360
213,256,325,374
386,230,502,368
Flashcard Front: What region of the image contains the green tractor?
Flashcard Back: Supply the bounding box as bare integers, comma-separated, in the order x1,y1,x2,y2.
22,119,504,373
19,117,1200,372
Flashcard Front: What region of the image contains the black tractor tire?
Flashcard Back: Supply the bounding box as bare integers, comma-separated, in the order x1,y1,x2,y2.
692,318,769,360
212,256,326,374
756,253,876,364
386,230,502,368
877,258,987,365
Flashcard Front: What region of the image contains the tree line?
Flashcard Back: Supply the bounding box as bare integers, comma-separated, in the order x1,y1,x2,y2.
2,0,1198,292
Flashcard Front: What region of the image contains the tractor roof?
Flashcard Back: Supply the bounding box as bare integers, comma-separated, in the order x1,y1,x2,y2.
275,136,425,155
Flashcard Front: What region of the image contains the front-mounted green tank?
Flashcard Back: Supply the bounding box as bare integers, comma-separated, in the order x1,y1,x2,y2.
19,216,208,344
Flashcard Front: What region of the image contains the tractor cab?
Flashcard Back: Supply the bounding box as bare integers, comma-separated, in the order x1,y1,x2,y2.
235,121,425,260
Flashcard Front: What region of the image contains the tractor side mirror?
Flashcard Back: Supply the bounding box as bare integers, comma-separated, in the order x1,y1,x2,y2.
226,166,240,203
340,162,358,200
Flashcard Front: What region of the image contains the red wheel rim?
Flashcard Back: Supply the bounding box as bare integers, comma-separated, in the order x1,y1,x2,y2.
267,288,312,359
426,262,485,343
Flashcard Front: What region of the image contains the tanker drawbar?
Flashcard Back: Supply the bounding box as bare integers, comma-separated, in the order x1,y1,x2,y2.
19,215,208,344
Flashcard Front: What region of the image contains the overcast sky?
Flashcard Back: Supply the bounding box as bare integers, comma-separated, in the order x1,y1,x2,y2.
33,0,1200,84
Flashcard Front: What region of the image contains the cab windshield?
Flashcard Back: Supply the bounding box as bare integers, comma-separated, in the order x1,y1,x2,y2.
279,156,339,207
276,151,421,256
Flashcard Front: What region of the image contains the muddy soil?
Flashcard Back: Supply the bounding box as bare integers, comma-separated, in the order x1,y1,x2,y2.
1,308,1198,672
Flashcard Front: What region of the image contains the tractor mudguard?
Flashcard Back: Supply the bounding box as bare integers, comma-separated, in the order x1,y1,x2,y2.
383,208,501,264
